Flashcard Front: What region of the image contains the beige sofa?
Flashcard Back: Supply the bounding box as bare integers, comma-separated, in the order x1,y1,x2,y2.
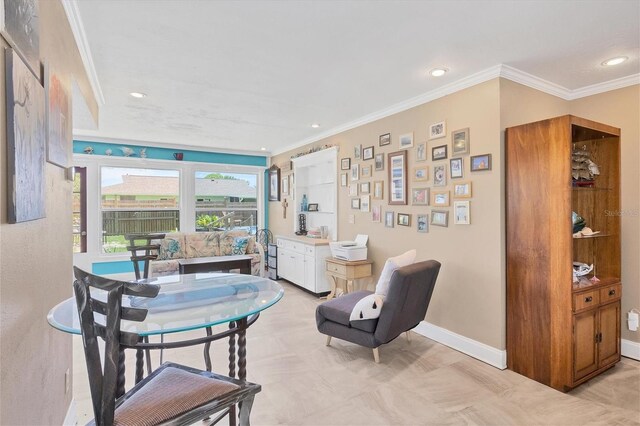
150,230,265,277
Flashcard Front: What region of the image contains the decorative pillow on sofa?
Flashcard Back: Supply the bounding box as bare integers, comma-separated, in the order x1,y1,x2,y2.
349,294,385,321
185,232,220,258
232,237,250,255
374,249,417,296
220,230,255,255
157,234,185,260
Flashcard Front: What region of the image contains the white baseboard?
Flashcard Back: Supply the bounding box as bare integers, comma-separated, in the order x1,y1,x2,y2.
63,398,76,426
413,321,507,370
621,339,640,361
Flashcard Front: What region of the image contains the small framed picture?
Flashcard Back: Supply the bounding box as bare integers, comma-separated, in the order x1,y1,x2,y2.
433,164,447,187
341,158,351,170
341,173,348,187
413,166,429,181
308,203,319,212
354,144,362,160
431,190,450,207
351,198,361,209
282,175,289,195
384,211,394,228
363,146,374,160
452,128,470,156
372,205,381,223
450,158,463,179
417,214,429,233
429,121,446,139
454,200,470,225
360,181,370,194
431,210,449,227
432,145,448,161
416,142,427,162
351,163,359,181
361,165,372,178
379,133,391,146
388,150,408,205
373,180,384,200
412,188,429,205
360,195,370,212
471,154,492,171
399,132,414,149
349,184,359,197
375,153,384,171
397,213,411,227
453,181,472,198
268,166,281,201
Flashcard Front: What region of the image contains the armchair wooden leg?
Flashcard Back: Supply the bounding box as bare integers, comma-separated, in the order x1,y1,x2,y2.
326,336,332,346
372,347,380,363
238,395,255,426
406,331,411,343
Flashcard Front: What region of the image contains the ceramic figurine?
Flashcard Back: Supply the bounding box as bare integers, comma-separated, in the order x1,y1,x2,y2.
83,146,94,154
140,148,147,158
120,147,135,157
105,148,112,156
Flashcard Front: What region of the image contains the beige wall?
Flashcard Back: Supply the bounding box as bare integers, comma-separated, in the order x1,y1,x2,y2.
569,85,640,343
272,80,506,349
271,78,640,352
0,1,97,424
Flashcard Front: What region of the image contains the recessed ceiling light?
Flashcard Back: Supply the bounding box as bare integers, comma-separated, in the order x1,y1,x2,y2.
601,56,628,66
129,92,147,98
430,68,448,77
311,123,320,128
260,147,266,151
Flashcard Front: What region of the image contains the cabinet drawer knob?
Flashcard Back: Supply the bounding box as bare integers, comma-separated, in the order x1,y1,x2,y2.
585,296,593,302
608,289,616,296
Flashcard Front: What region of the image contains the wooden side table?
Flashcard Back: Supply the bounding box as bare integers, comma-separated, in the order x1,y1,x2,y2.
325,258,373,300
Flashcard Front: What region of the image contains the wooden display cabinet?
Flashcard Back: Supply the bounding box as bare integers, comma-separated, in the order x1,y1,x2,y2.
506,115,621,391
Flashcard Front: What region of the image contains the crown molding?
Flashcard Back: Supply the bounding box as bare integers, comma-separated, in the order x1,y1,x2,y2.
276,64,639,156
61,0,105,105
272,65,503,156
498,64,572,99
568,73,640,100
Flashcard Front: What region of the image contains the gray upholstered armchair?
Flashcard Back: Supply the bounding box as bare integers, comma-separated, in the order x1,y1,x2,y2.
316,260,441,362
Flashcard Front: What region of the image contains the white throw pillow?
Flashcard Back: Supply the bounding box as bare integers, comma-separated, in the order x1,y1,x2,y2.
374,249,417,296
350,294,385,321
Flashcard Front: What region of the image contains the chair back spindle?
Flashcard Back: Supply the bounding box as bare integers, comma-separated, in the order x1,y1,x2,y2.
125,233,166,279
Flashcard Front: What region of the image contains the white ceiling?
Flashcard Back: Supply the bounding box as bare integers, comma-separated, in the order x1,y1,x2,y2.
70,0,639,155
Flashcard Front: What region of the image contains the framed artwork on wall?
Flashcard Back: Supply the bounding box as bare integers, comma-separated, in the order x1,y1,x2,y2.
373,180,384,200
341,173,348,187
433,164,447,187
431,190,450,207
268,165,281,201
282,175,289,195
454,200,471,225
432,145,448,161
387,150,408,205
361,165,372,178
471,154,492,171
453,181,472,198
354,144,362,160
351,198,361,209
450,158,463,179
417,214,429,233
429,121,446,139
413,166,429,181
351,163,359,181
451,127,470,156
341,157,351,170
379,133,391,146
384,211,394,228
360,195,371,212
411,188,429,205
375,153,384,171
399,132,414,149
372,205,381,223
363,146,374,160
360,181,370,194
397,213,411,226
416,142,427,162
431,210,449,227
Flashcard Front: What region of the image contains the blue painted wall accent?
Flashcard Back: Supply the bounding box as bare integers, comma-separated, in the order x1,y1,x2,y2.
73,140,267,167
92,260,134,275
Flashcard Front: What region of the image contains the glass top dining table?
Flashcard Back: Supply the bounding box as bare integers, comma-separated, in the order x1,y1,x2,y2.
48,272,284,337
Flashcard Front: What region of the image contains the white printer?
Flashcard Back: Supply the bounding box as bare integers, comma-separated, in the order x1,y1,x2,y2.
329,234,369,261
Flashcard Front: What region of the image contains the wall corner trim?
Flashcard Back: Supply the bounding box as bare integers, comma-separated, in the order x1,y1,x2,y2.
621,339,640,361
413,321,507,370
61,0,105,105
63,399,77,426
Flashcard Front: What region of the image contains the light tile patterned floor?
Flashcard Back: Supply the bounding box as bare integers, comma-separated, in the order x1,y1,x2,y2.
73,280,640,425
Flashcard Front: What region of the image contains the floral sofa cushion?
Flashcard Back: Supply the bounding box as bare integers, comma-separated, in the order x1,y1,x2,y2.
157,233,186,260
219,230,255,255
184,232,220,258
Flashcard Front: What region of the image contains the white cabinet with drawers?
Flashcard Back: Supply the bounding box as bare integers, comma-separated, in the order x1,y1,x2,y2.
276,235,331,295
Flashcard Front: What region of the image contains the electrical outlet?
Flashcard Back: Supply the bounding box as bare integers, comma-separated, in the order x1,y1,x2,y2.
348,215,355,224
628,311,639,331
65,368,70,394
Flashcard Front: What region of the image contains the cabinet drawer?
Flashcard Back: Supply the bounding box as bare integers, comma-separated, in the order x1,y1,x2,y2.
326,262,346,276
305,246,315,256
268,244,277,256
573,290,600,312
267,256,277,268
599,284,621,304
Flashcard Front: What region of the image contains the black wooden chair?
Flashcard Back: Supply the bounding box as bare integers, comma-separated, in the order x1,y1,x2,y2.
125,233,166,280
73,266,260,426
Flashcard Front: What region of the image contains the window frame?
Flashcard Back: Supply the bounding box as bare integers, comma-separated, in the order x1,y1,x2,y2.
73,154,265,264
